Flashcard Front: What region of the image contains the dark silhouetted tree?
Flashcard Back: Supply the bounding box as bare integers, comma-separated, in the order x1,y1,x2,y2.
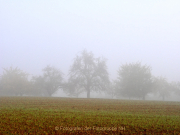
116,62,153,100
68,50,110,98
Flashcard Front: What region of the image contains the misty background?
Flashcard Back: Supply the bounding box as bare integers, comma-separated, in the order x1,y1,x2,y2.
1,1,180,100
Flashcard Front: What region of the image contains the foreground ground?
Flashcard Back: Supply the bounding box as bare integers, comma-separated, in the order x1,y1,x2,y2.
0,97,180,135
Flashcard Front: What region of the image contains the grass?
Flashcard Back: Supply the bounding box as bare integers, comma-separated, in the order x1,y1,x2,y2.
0,97,180,134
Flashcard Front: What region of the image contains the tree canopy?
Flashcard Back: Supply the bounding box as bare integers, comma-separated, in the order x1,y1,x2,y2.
152,76,171,101
0,50,179,101
0,67,29,96
30,75,46,96
67,50,110,98
42,65,63,96
116,62,153,100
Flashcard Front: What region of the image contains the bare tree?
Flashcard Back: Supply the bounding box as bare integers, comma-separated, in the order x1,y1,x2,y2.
68,50,110,98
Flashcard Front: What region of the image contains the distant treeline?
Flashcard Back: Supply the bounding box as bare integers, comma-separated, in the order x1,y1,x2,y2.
0,50,180,100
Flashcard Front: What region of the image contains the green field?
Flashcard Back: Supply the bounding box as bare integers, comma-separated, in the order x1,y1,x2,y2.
0,97,180,135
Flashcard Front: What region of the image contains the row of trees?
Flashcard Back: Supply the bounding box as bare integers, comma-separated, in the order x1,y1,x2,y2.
108,63,180,100
0,50,180,100
0,66,63,97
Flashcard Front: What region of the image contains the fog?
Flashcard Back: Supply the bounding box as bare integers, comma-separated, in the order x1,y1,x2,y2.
1,1,180,100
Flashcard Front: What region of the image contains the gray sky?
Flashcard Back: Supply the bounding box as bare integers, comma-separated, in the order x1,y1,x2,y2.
1,0,180,82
